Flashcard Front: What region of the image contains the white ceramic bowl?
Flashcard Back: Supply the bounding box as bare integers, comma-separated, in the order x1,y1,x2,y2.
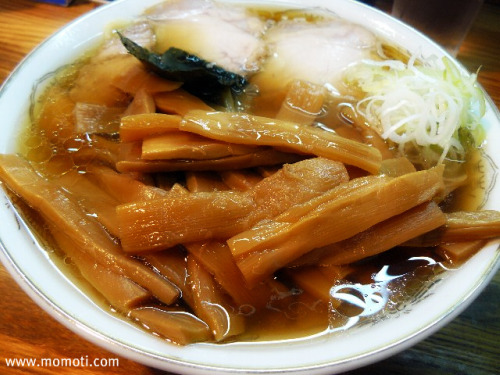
0,0,499,374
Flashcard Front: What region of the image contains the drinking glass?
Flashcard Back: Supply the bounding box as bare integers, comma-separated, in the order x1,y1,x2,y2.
392,0,484,55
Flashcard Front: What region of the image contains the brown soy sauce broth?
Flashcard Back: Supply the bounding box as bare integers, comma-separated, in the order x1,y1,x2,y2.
327,247,448,335
9,3,492,344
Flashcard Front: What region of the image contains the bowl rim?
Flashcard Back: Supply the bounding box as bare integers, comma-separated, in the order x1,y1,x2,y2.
0,0,499,374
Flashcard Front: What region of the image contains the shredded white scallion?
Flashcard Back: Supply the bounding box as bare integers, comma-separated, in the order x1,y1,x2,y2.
343,54,486,164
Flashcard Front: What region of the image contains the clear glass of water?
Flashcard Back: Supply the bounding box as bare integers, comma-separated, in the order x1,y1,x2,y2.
391,0,484,56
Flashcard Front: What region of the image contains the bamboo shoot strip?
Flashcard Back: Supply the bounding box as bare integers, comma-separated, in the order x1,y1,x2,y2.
436,240,488,263
154,89,214,116
143,247,196,309
232,166,445,285
379,157,416,177
228,175,385,258
404,210,500,247
117,191,255,253
219,170,263,192
116,148,304,173
86,164,169,203
120,113,182,142
51,228,151,312
0,154,180,305
129,307,212,345
123,88,156,116
71,134,124,167
276,80,327,125
180,110,382,173
316,201,446,266
141,131,257,160
246,157,349,225
185,171,229,192
442,211,500,242
118,158,348,253
111,62,183,95
287,265,351,304
53,169,122,237
184,241,275,308
187,256,246,341
340,104,395,159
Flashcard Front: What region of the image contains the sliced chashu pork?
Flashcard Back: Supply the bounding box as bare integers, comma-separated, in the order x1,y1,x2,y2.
94,0,377,117
249,15,377,117
147,0,268,75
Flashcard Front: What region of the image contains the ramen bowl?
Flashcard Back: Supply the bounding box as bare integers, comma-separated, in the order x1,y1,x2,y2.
0,0,499,374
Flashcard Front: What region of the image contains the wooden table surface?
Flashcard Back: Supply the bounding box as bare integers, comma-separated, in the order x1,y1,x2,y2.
0,0,498,374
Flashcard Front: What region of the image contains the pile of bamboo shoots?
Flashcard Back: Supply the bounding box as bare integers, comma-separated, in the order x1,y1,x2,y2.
1,62,499,345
